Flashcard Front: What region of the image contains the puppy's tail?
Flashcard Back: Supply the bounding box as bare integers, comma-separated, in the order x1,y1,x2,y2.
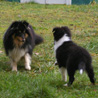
79,62,85,74
35,34,43,45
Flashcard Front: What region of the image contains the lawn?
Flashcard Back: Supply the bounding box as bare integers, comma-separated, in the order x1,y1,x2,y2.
0,1,98,98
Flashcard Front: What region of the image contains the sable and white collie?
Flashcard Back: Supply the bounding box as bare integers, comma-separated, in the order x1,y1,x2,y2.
53,26,95,86
3,21,43,71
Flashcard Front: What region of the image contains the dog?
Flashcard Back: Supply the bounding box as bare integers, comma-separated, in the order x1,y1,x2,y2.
3,20,43,71
53,26,95,86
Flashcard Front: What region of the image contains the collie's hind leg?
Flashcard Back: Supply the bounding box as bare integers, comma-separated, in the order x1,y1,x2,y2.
59,67,67,82
24,53,31,70
86,65,96,85
11,60,17,71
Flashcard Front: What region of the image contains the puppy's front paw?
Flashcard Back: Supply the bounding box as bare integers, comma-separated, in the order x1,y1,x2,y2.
64,83,68,87
55,61,58,65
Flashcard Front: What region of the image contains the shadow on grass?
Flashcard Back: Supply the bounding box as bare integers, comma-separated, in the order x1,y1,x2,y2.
0,60,11,71
23,86,56,98
0,59,35,72
22,78,98,98
48,78,98,91
0,60,28,72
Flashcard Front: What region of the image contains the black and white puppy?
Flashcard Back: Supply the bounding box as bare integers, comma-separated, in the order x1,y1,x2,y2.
3,21,43,71
53,26,95,86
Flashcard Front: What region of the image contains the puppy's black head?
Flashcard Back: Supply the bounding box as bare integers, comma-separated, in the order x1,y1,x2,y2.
52,26,71,41
61,26,71,37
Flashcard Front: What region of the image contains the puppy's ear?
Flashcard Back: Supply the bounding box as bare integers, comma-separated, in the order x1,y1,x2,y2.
52,27,58,37
52,27,60,33
52,28,56,33
52,27,65,41
61,26,71,37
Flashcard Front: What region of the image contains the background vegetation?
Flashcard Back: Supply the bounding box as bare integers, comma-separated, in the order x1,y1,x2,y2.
0,1,98,98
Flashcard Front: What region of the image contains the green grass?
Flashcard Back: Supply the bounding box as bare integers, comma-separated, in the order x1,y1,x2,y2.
0,1,98,98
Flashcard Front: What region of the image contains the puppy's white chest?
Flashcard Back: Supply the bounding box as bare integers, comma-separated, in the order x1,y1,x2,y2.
54,41,63,52
54,34,71,51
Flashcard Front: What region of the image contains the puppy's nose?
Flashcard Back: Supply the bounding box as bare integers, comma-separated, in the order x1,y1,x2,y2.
22,38,25,42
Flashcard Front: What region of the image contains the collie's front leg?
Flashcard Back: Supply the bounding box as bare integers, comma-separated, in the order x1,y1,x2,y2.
24,53,31,70
11,60,17,71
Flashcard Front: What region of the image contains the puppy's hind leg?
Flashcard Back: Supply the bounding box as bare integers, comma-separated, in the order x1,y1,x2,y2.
59,67,67,82
24,53,31,70
67,70,75,86
64,65,76,86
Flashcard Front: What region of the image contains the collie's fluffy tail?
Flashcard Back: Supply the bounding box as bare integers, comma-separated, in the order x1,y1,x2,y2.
35,34,43,45
79,62,85,74
27,24,43,45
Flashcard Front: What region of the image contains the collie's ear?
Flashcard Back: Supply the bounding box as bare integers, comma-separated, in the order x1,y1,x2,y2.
3,21,18,42
22,21,29,28
10,21,19,29
4,21,19,35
